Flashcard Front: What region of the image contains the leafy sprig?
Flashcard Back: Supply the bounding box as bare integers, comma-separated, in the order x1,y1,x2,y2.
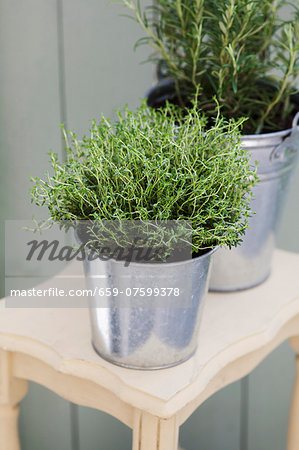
31,102,257,253
121,0,299,133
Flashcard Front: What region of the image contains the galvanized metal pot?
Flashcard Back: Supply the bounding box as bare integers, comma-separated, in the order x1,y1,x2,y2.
83,248,217,370
146,80,299,292
209,113,299,291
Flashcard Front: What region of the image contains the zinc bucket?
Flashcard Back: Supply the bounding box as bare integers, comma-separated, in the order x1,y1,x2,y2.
209,113,299,291
84,247,217,370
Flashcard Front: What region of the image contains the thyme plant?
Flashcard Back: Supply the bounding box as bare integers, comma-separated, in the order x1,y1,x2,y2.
121,0,299,133
31,102,256,254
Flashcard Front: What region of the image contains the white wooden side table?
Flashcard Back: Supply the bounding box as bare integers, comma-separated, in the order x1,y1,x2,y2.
1,249,299,450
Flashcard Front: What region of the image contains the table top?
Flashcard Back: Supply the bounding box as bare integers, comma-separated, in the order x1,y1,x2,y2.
1,249,299,421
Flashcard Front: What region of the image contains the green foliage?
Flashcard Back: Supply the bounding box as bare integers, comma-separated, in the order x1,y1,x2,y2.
31,102,257,253
121,0,299,133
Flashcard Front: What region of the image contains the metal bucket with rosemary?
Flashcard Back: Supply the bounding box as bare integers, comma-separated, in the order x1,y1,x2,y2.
145,79,299,291
209,113,299,291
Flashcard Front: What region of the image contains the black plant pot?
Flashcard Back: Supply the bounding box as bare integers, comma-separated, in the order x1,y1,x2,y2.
145,78,299,131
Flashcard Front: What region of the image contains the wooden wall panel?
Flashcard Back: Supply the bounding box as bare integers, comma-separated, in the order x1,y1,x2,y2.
180,383,241,450
62,0,154,135
78,408,131,450
0,1,72,449
247,342,295,450
19,383,72,450
0,0,63,218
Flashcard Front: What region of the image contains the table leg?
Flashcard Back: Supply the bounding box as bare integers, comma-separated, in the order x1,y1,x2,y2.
0,350,28,450
132,410,179,450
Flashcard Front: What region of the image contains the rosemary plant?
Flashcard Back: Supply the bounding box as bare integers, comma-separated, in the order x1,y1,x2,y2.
31,102,257,254
121,0,299,134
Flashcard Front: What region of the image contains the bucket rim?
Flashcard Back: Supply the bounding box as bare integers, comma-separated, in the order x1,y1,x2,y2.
106,244,219,268
84,244,219,269
75,227,219,268
146,80,299,141
242,110,299,140
241,127,293,140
